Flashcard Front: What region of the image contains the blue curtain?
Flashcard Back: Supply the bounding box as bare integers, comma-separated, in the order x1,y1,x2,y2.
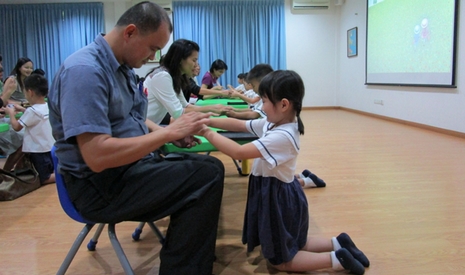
0,3,103,81
173,0,286,87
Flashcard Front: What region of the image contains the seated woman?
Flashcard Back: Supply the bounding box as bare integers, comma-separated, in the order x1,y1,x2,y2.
201,59,228,90
0,76,24,168
144,39,232,125
5,57,34,105
184,63,232,103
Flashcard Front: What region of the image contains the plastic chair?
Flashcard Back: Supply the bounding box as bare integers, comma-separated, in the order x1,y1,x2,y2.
51,146,165,275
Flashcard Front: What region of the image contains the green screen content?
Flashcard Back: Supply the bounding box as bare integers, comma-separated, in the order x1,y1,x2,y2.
366,0,458,87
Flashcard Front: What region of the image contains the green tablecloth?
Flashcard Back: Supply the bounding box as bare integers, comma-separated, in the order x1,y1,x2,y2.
5,112,23,119
161,134,255,153
0,123,9,133
196,98,249,109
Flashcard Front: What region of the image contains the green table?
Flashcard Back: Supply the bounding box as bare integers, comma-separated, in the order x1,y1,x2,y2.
5,112,23,119
196,98,249,109
161,131,257,175
0,123,9,133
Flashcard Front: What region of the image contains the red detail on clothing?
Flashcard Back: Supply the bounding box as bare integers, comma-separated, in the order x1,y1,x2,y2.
143,87,148,97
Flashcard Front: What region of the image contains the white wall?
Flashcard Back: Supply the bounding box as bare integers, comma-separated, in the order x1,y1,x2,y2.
285,0,339,108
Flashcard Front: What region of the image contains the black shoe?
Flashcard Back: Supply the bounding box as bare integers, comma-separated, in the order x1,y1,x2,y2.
337,232,370,267
335,248,365,275
302,169,326,187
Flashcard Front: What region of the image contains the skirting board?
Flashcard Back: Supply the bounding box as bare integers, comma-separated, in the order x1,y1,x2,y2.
302,106,465,139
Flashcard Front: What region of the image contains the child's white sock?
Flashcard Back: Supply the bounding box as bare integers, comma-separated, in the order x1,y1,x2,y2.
332,249,366,275
330,251,343,270
299,173,317,188
332,236,342,250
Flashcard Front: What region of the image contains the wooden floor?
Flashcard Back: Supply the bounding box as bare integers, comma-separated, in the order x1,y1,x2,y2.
1,109,465,275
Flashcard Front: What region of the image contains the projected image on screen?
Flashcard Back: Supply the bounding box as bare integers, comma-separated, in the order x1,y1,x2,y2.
366,0,458,87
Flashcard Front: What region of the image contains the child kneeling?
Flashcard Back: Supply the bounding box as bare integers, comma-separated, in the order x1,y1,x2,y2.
6,74,55,184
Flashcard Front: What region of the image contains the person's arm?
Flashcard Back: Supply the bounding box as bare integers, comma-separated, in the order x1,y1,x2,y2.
185,103,233,115
233,92,261,104
207,117,248,132
199,126,260,160
147,72,185,120
226,110,261,120
198,87,229,97
227,85,260,104
1,76,17,107
145,118,163,132
4,105,23,131
77,111,211,172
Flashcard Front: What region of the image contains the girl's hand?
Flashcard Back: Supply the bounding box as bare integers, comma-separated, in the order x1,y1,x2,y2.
210,104,233,115
196,125,212,137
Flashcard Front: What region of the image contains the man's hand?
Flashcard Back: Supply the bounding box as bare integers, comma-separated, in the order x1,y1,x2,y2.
171,135,202,148
165,111,210,141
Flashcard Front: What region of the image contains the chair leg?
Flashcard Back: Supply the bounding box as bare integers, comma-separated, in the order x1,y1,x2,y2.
56,223,95,275
147,221,166,245
108,224,135,275
131,222,145,241
87,223,105,251
232,158,243,175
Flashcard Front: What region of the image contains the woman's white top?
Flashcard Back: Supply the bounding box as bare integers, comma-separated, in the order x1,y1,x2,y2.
144,70,188,124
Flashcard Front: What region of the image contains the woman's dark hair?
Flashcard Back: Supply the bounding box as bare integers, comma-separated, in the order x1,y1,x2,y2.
158,54,165,66
24,73,49,97
147,39,199,95
10,57,33,92
209,59,228,73
116,1,172,34
258,70,305,135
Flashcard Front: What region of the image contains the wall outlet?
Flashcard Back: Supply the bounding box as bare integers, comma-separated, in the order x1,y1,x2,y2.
374,99,384,105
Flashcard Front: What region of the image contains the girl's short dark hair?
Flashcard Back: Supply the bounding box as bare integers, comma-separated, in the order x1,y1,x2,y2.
209,59,228,73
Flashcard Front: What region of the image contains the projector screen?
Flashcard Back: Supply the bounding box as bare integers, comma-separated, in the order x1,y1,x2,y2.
365,0,458,87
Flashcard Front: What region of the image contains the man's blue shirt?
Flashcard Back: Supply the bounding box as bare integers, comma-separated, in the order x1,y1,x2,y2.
49,34,149,178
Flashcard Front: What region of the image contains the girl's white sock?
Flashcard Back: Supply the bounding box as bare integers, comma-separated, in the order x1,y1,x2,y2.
299,173,317,188
332,236,342,250
330,251,343,270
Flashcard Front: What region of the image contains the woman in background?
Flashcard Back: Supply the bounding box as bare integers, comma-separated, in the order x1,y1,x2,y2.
201,59,228,89
7,57,34,104
144,39,231,125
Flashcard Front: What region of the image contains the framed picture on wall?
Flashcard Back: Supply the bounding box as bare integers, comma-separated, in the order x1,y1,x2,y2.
148,50,162,63
347,27,358,57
